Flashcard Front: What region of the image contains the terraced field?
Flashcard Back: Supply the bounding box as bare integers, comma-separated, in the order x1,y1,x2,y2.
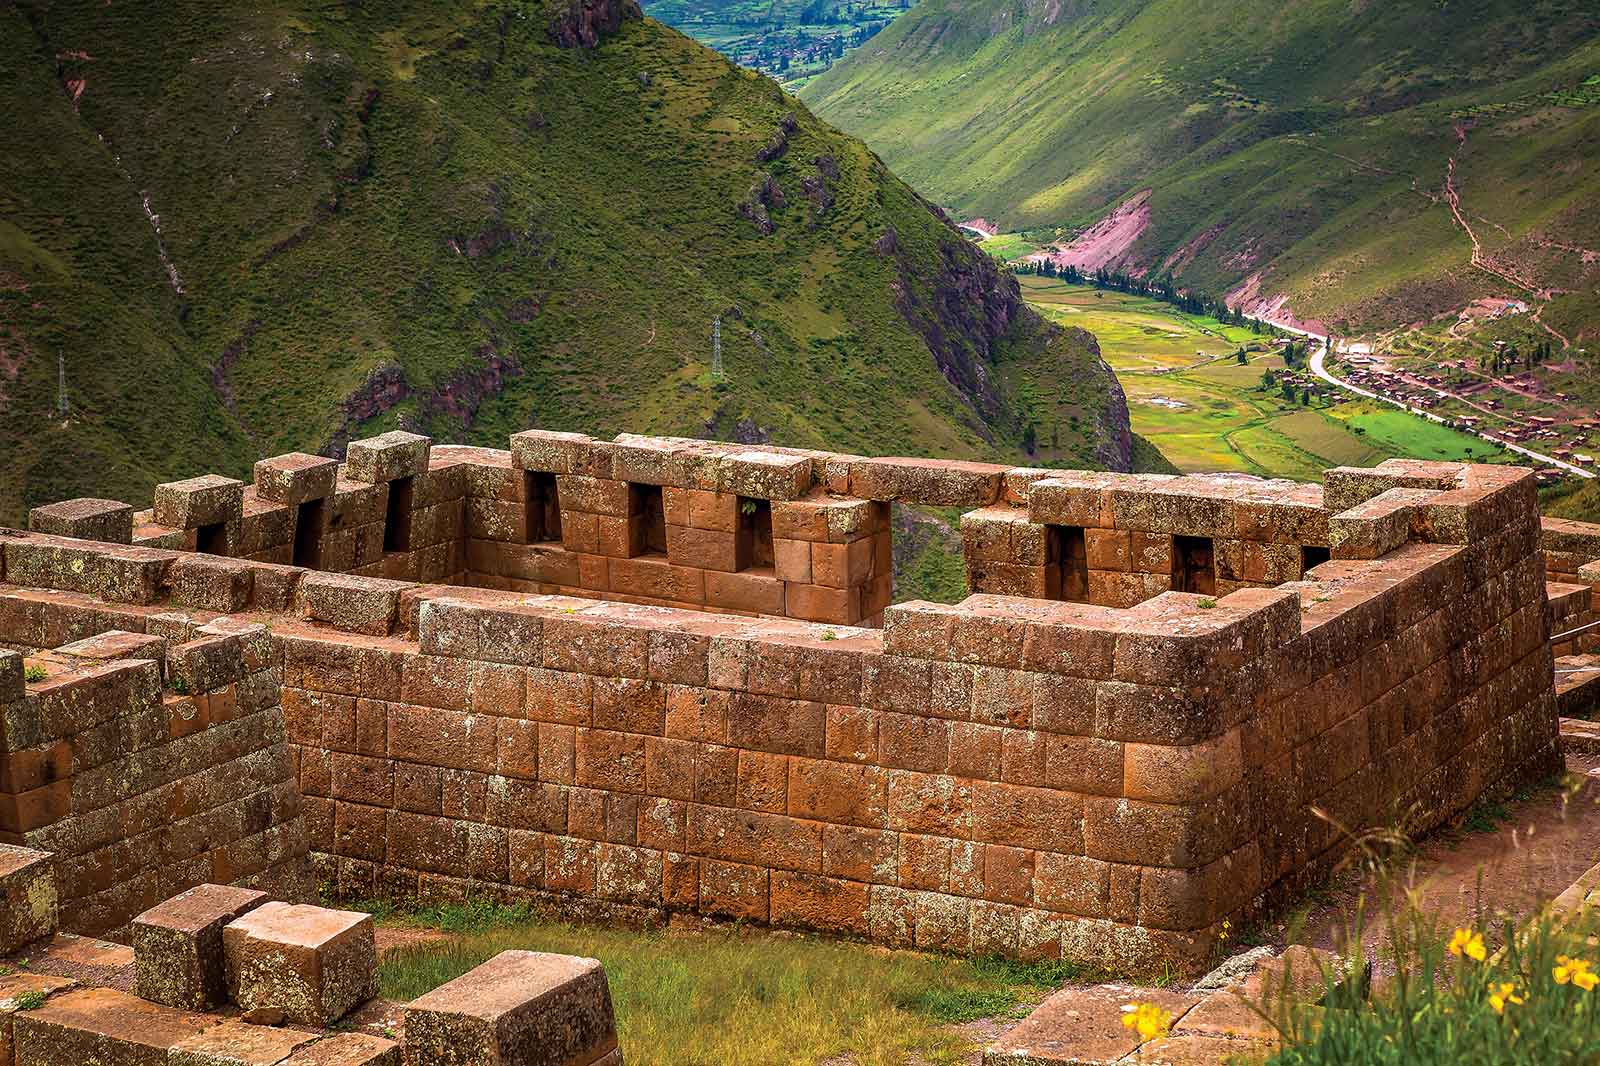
1022,278,1507,480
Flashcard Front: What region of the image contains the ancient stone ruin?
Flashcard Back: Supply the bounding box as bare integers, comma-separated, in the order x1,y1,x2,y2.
3,429,1599,1061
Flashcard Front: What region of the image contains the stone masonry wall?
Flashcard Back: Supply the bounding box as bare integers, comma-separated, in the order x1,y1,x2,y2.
0,453,1564,972
0,608,308,940
962,471,1329,607
1539,517,1600,655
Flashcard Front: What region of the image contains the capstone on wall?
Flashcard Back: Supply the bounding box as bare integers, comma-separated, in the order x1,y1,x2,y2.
4,436,1585,972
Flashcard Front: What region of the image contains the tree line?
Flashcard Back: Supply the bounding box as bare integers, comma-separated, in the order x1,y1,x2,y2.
1014,259,1276,335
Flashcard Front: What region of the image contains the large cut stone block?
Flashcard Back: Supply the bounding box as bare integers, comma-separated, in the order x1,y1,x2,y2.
0,845,57,954
255,453,340,505
27,498,135,544
403,950,620,1066
132,884,270,1010
12,987,219,1066
169,1019,317,1065
345,431,431,484
0,972,75,1065
287,1033,403,1065
153,475,246,530
299,572,408,636
223,902,377,1026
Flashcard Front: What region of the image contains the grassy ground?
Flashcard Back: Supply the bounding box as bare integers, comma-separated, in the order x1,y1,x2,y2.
975,233,1039,262
1018,277,1514,480
365,900,1080,1066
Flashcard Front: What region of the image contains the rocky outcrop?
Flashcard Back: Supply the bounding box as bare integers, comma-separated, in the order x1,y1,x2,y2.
736,174,785,235
799,156,837,227
548,0,642,48
755,113,799,163
884,235,1023,435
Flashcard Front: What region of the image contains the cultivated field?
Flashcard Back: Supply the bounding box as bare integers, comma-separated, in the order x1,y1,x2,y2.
1021,278,1507,480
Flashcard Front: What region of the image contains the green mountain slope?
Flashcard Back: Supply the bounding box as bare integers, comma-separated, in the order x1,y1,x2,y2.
802,0,1600,339
0,0,1129,524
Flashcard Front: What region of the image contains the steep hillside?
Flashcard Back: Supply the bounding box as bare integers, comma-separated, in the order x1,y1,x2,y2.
0,0,1129,523
803,0,1600,339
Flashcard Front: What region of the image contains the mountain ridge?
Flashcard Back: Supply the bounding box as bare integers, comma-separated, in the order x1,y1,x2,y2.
803,0,1600,340
0,0,1131,523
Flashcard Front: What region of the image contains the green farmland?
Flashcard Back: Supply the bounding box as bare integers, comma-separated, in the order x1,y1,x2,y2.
1020,278,1510,481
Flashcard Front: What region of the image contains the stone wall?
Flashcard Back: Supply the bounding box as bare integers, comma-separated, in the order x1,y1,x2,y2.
0,451,1565,972
1540,516,1600,654
961,471,1329,606
0,614,307,939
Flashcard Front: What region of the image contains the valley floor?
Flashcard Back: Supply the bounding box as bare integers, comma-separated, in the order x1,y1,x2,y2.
1019,278,1512,481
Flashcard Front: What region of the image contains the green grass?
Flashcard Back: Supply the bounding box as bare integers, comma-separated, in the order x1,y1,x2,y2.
1266,910,1600,1064
366,900,1081,1066
977,233,1040,262
0,0,1122,523
1017,278,1516,479
1331,405,1509,464
803,0,1600,341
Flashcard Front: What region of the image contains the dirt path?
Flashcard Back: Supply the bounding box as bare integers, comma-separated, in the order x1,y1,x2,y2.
1289,752,1600,974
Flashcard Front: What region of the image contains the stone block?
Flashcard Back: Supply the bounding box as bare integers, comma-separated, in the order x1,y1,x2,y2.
287,1034,403,1065
299,572,408,635
345,431,432,485
403,950,620,1066
170,1019,317,1065
255,453,340,505
12,987,219,1066
170,554,255,612
153,475,247,530
0,650,20,702
718,450,813,500
1328,487,1433,560
132,884,270,1009
848,457,1006,506
223,902,377,1026
0,845,57,954
27,498,134,544
3,535,177,604
511,430,596,476
981,984,1200,1065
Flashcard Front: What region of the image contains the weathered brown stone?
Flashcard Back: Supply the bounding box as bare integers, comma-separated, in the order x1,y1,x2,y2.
403,950,620,1066
27,498,135,544
169,1019,318,1065
133,884,270,1009
0,845,57,954
345,432,432,485
13,987,220,1066
255,453,340,506
154,475,247,531
223,903,377,1026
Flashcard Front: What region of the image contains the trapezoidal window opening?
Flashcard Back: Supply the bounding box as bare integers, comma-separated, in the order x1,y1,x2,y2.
1302,544,1331,575
383,476,414,553
629,483,667,557
736,497,774,572
1048,525,1088,602
292,499,325,569
525,471,563,544
1172,535,1216,596
195,522,228,556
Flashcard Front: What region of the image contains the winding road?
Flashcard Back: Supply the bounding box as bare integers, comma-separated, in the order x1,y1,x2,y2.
1301,337,1595,480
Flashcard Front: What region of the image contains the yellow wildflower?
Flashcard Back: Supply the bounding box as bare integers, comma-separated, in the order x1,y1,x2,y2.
1447,928,1486,962
1488,982,1524,1015
1554,956,1598,991
1219,920,1232,943
1120,1002,1173,1042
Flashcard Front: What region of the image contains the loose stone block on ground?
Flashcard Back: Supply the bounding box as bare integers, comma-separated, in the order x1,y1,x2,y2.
133,883,269,1009
403,949,621,1066
223,902,377,1026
